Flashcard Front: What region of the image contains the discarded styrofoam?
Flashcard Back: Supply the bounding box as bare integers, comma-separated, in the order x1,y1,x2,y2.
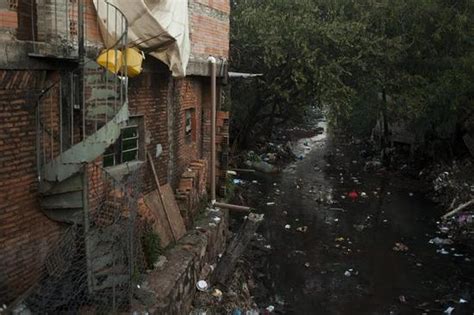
196,280,208,291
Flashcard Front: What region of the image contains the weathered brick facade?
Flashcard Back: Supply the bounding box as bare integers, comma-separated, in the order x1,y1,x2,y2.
0,70,64,303
190,0,230,58
0,0,230,306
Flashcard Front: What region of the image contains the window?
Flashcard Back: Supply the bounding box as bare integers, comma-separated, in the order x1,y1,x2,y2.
185,108,195,143
103,116,144,167
185,109,193,135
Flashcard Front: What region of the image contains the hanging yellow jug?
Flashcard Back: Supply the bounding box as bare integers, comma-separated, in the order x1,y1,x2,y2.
96,49,123,74
122,47,144,77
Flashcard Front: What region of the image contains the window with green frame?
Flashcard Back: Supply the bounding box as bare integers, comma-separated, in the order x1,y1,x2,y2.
103,117,144,167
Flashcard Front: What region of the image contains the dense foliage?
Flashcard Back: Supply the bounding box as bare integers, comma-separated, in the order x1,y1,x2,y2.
230,0,474,151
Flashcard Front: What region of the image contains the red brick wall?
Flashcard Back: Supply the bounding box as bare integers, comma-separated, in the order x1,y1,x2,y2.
128,72,171,193
85,0,104,45
189,0,230,58
0,70,64,305
172,77,203,186
194,0,230,14
0,9,17,29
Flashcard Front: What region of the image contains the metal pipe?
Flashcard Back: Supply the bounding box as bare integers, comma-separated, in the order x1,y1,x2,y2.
208,58,250,212
36,100,41,182
209,56,217,202
78,0,85,140
214,202,251,213
59,81,63,153
50,92,53,161
66,0,69,43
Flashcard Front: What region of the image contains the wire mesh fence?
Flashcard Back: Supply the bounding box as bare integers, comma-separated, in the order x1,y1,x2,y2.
18,163,147,314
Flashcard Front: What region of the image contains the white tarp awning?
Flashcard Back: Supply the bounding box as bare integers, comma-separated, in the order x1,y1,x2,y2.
94,0,190,77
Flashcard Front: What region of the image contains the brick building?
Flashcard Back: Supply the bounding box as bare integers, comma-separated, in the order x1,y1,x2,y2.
0,0,230,308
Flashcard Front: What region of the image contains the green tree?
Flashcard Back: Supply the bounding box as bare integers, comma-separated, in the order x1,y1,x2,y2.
230,0,474,156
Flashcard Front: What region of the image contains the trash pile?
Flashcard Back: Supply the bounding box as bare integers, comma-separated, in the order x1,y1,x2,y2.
238,143,295,173
420,158,474,248
191,260,259,314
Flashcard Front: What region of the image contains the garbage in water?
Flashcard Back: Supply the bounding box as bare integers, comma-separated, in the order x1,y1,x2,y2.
296,226,308,232
344,270,351,277
211,288,223,298
348,190,358,201
429,237,453,245
393,242,409,252
354,224,366,232
196,280,209,291
212,217,221,223
444,306,455,314
266,305,275,312
264,244,272,249
232,309,242,315
360,192,368,198
227,170,237,176
437,248,449,255
304,262,310,268
459,298,468,303
266,202,275,206
284,224,291,229
399,295,407,304
233,179,244,185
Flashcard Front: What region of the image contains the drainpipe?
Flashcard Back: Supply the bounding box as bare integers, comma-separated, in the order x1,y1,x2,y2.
209,56,217,203
208,57,251,213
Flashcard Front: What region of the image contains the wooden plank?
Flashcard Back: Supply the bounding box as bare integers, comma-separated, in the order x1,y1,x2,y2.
147,152,177,242
143,189,186,247
143,191,173,247
160,184,186,238
211,213,264,285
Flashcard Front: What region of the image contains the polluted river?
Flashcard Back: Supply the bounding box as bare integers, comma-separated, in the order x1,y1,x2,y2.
235,121,474,314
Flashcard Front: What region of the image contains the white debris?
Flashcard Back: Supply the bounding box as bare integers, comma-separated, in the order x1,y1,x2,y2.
266,305,275,312
444,306,455,314
344,270,351,277
196,280,209,291
429,237,453,245
437,248,449,255
285,224,291,229
266,202,276,206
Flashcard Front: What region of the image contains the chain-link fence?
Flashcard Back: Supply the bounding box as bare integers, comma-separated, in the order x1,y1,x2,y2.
16,163,147,314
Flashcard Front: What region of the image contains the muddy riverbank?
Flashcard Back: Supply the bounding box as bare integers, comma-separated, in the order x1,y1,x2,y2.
233,123,474,314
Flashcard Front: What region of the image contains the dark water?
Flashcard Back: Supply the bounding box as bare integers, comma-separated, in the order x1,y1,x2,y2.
239,125,474,314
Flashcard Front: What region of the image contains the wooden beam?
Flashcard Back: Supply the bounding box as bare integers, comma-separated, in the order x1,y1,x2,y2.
147,152,176,242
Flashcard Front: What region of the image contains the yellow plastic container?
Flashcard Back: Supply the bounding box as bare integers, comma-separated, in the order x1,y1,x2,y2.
96,49,123,74
122,48,144,77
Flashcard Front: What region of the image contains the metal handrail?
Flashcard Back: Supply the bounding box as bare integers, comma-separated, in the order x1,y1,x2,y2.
36,1,129,183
